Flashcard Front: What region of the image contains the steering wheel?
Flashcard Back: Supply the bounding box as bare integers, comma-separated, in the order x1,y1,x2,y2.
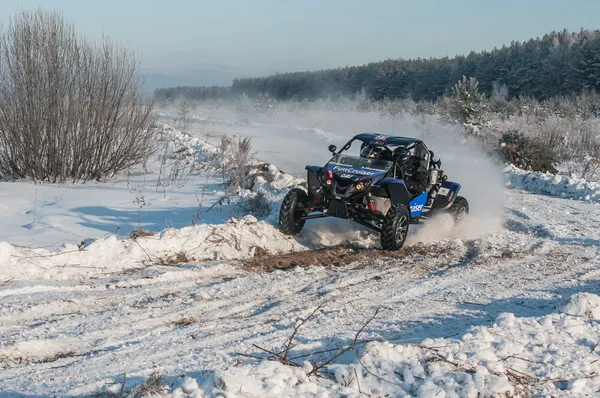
394,164,407,180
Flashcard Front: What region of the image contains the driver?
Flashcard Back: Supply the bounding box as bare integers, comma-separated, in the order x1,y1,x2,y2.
360,145,392,161
399,153,429,195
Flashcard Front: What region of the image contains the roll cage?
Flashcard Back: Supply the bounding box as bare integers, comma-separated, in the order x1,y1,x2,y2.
331,133,434,178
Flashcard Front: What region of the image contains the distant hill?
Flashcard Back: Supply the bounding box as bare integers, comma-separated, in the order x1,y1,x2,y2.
141,62,276,93
154,29,600,102
141,70,235,92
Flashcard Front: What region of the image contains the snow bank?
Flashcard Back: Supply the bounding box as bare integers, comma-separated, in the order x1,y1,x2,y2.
0,216,306,282
154,122,219,166
138,293,600,398
238,164,304,221
560,292,600,320
505,164,600,202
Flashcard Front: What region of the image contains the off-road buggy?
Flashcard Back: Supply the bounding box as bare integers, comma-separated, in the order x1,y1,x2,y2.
278,133,469,250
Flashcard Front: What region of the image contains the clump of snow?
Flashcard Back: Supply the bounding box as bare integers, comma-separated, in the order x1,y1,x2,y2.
505,164,600,202
0,215,307,282
559,292,600,320
238,163,305,222
146,293,600,397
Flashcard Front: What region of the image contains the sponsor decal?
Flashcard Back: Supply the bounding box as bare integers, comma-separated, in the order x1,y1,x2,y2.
373,135,388,141
331,165,379,176
437,187,450,196
410,204,424,213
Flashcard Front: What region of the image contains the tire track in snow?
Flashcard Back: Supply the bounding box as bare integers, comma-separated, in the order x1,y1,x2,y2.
1,190,599,396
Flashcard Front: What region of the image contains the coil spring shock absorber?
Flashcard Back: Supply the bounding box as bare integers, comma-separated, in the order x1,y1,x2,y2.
367,193,376,212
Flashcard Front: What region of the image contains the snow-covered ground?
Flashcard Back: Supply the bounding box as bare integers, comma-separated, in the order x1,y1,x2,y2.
1,189,599,397
505,164,600,203
1,109,599,397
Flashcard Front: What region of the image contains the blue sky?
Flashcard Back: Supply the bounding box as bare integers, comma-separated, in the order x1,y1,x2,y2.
1,0,599,87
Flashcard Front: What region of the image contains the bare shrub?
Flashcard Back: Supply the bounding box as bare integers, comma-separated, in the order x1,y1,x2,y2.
132,195,148,228
238,304,380,379
155,142,194,197
487,112,600,177
534,116,567,156
214,135,254,191
227,137,253,190
175,99,195,132
561,119,600,160
580,158,600,181
0,9,155,183
218,135,232,183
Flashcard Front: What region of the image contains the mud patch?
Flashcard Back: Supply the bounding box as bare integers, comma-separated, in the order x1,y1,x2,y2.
241,241,464,272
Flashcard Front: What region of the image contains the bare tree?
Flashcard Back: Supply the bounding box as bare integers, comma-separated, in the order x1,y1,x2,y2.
0,8,156,183
176,99,194,133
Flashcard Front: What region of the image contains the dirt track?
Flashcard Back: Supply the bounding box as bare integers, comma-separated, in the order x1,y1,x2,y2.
241,241,464,272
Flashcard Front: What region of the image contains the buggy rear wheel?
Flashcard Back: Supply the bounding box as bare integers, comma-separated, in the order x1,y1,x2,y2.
380,204,410,251
279,188,309,235
449,196,469,222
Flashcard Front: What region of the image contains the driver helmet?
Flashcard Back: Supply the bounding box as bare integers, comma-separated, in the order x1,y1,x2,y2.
394,147,410,165
360,145,385,160
410,155,422,165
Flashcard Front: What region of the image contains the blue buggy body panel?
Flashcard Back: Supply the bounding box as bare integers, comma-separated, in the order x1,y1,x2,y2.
431,181,461,211
377,178,405,186
409,192,428,217
438,181,461,202
305,165,322,173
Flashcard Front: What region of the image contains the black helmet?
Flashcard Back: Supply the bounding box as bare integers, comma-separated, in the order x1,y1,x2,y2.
394,147,410,164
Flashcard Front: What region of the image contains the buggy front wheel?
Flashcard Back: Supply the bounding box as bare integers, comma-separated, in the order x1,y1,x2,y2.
380,204,410,251
278,188,309,235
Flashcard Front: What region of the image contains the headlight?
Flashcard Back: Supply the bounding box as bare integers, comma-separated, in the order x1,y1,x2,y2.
360,178,372,189
352,178,372,192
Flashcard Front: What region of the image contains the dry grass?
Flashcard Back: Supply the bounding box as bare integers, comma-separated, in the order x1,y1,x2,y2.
157,250,197,266
132,372,168,398
129,229,155,239
252,245,269,258
173,315,201,327
0,350,77,366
